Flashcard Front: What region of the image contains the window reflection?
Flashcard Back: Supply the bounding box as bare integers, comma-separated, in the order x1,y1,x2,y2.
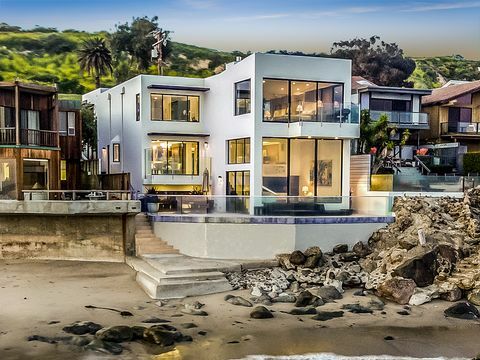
150,94,199,122
263,79,289,122
235,80,251,115
291,81,316,122
151,141,199,175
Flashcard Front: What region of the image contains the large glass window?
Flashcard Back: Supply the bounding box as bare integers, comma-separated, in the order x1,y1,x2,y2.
59,111,75,136
151,140,199,175
316,140,342,196
226,171,250,195
228,138,250,164
289,139,315,196
23,159,48,190
290,81,317,122
263,79,289,122
20,110,40,129
150,94,200,122
263,79,345,122
235,80,251,115
370,99,412,112
262,138,343,196
262,138,288,195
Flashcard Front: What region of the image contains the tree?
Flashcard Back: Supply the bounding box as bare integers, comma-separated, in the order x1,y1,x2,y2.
358,110,410,174
81,103,97,160
78,37,113,88
110,16,171,72
331,36,416,87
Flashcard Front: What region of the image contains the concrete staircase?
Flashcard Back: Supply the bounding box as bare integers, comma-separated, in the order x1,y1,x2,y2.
135,214,179,255
126,254,234,299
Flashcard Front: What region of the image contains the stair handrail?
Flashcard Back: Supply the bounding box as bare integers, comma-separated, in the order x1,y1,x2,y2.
414,155,431,175
262,185,278,196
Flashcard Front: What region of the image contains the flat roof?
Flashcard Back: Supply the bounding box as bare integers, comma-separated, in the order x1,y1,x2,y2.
148,132,210,138
357,85,432,96
147,84,210,92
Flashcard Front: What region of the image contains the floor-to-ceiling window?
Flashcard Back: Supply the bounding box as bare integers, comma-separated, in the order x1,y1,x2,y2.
226,170,250,213
150,140,199,175
262,138,343,197
23,159,48,190
263,80,289,122
262,138,288,195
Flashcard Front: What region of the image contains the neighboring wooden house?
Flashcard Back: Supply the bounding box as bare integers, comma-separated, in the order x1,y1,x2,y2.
0,81,60,199
59,100,82,190
422,80,480,153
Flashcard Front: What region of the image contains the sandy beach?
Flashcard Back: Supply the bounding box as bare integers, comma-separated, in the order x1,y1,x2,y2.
0,260,479,360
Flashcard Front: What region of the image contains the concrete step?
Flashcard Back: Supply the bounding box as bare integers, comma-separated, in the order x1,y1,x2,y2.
141,255,242,275
126,257,232,299
137,246,179,255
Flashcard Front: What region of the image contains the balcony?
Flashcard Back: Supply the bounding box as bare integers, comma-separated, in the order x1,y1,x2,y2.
0,127,58,147
370,110,429,129
263,103,360,124
441,122,480,136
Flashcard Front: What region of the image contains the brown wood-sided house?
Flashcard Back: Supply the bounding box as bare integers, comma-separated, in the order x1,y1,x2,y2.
59,100,82,191
421,80,480,153
0,81,82,199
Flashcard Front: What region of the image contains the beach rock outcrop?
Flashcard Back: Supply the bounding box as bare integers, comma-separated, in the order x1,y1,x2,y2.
250,306,274,319
377,278,416,305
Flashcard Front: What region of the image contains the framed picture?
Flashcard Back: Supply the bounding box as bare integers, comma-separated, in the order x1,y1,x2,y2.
317,160,332,186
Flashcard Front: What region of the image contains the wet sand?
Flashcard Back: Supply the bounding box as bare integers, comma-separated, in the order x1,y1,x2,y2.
0,260,479,360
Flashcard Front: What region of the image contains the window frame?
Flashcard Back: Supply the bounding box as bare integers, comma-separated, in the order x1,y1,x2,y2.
150,93,200,122
262,78,345,123
234,79,251,116
226,170,250,195
227,138,250,164
150,140,200,176
135,93,141,121
112,143,120,163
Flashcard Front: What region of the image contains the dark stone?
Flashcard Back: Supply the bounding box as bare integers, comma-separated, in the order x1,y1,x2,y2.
316,286,342,301
85,339,123,355
384,336,395,341
250,306,274,319
444,302,480,320
289,250,306,265
95,326,133,343
312,311,344,321
333,244,348,254
63,321,102,335
225,295,253,307
353,290,365,296
173,333,193,342
397,310,410,316
436,244,461,265
181,308,208,316
142,317,171,324
27,335,72,344
303,246,324,268
331,261,341,268
342,304,373,314
393,250,437,287
339,252,360,262
353,241,372,258
253,294,273,306
228,340,240,344
180,323,198,329
368,298,385,311
304,246,322,257
289,307,317,315
295,290,323,307
48,321,60,325
131,326,147,340
143,326,178,346
198,331,207,336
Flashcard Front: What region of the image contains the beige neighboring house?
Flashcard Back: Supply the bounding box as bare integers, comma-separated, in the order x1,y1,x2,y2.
421,80,480,152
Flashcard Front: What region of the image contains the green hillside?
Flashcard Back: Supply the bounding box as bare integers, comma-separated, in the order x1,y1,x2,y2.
0,28,479,94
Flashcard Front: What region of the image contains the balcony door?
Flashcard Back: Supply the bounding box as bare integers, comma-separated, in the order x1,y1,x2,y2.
448,107,472,132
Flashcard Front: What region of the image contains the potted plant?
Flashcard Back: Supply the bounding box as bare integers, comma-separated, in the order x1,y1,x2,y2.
145,188,159,213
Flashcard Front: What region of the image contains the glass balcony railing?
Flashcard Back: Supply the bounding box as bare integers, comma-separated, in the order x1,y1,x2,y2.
263,103,360,124
441,122,480,135
370,110,429,128
141,195,393,217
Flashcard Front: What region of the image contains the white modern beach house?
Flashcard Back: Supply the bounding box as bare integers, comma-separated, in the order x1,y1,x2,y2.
84,53,358,200
84,53,392,259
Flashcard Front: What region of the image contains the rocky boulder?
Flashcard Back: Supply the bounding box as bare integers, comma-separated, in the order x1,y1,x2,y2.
95,326,134,343
377,277,416,305
250,306,274,319
289,250,307,266
393,250,437,287
444,302,480,320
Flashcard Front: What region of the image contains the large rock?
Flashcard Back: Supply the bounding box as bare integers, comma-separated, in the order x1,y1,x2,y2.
314,286,342,301
408,285,440,306
467,290,480,306
143,326,178,346
95,326,134,343
295,290,323,307
333,244,348,254
250,306,274,319
303,246,324,268
444,302,480,320
377,277,416,305
353,241,372,258
289,250,306,266
63,321,102,335
312,311,344,321
224,295,253,307
289,307,317,315
393,250,437,287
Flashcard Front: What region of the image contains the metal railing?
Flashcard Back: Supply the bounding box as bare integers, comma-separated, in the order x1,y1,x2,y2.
370,110,429,128
441,122,480,135
142,194,393,217
20,129,58,147
22,190,132,201
414,155,432,175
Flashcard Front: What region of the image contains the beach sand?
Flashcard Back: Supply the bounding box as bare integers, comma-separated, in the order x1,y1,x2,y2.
0,260,479,360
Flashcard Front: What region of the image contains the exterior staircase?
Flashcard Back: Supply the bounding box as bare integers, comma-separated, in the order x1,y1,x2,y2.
135,214,179,255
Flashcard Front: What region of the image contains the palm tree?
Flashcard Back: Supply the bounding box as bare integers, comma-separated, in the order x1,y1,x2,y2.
78,37,113,88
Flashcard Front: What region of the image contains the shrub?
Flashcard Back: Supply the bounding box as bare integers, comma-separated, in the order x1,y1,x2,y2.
463,152,480,175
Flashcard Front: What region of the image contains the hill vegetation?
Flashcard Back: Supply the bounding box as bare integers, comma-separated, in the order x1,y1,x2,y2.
0,23,479,95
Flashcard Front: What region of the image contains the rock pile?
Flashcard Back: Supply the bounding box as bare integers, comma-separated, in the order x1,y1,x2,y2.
226,187,480,307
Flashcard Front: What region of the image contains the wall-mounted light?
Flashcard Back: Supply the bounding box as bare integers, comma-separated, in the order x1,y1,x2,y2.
217,176,224,186
204,142,209,150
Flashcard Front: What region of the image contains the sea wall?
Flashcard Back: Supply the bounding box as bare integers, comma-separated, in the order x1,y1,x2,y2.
0,200,140,261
